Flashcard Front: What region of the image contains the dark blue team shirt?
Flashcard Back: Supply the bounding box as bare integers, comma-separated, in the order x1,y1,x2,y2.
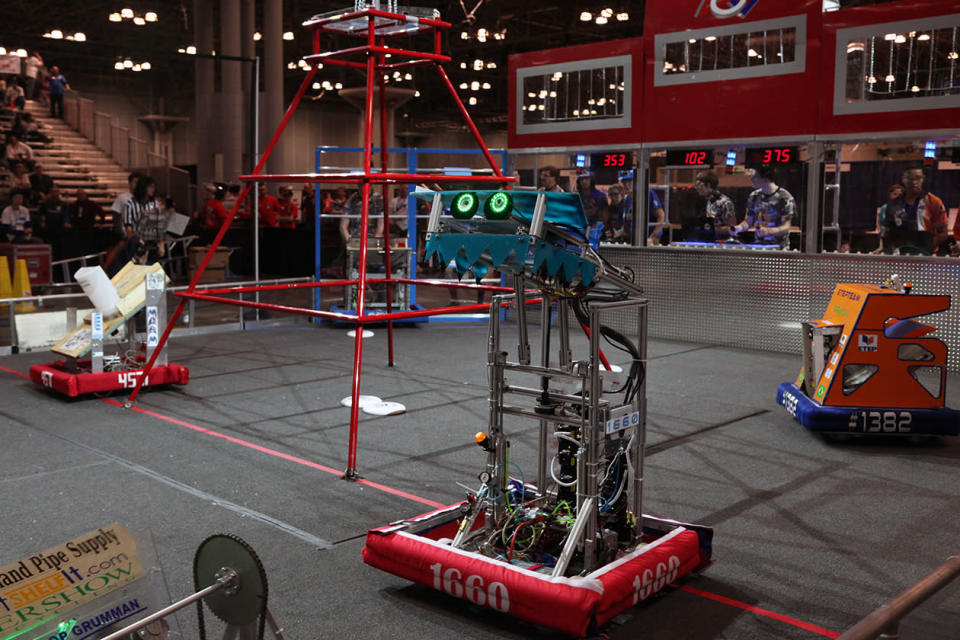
49,74,68,96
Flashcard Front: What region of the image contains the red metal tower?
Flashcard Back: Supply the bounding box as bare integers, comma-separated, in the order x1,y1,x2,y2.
127,3,514,479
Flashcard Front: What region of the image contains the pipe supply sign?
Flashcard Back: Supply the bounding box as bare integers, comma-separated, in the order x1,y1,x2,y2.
0,524,145,638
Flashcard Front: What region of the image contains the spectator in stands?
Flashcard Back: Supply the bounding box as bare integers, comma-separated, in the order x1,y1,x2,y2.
4,135,34,169
24,52,43,101
576,172,609,230
875,184,904,234
647,189,668,244
47,66,69,118
4,79,25,111
389,187,407,236
14,112,51,144
197,184,228,243
257,183,281,227
732,165,796,248
538,166,563,192
300,183,315,230
222,184,241,217
2,193,31,241
693,171,737,242
9,162,31,200
325,187,347,216
277,185,300,228
29,163,53,204
0,165,12,204
68,188,105,229
34,186,70,254
605,184,629,243
878,166,948,255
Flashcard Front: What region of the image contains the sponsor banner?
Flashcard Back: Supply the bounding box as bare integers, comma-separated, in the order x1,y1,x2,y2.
0,525,146,639
0,56,21,75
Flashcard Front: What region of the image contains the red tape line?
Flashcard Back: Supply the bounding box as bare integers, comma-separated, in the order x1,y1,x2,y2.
675,585,840,638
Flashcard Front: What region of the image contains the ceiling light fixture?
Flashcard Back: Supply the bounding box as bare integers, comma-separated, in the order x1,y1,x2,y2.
133,17,146,25
917,33,930,41
595,16,608,25
120,8,134,19
253,32,262,41
580,11,592,22
145,11,157,22
109,12,122,22
469,96,477,105
283,31,294,40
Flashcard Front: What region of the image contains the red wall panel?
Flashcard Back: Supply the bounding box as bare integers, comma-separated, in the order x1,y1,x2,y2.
818,0,960,136
642,0,822,143
507,38,644,150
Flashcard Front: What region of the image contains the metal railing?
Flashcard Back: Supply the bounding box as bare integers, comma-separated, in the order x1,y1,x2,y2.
50,251,108,283
65,94,171,170
838,555,960,639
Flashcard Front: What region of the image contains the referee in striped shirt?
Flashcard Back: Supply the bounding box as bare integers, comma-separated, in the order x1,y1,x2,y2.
123,176,164,263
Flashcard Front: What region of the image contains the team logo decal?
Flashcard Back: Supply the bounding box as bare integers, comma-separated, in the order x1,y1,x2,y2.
857,334,878,352
695,0,760,19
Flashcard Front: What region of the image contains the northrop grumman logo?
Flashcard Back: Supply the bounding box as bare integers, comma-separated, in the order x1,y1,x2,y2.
695,0,760,19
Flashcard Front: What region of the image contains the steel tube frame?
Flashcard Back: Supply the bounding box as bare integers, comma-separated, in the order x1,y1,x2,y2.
99,570,236,640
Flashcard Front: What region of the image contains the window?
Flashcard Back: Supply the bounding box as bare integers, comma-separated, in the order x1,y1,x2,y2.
908,365,942,398
842,363,878,394
834,15,960,114
654,15,806,86
515,55,632,134
897,343,935,361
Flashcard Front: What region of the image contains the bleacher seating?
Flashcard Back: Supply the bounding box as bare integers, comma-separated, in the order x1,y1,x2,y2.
13,102,130,213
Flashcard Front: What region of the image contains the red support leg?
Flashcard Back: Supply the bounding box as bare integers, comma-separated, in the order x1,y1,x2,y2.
345,17,378,480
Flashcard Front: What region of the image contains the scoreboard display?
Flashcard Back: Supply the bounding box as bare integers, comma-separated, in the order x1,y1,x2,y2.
589,151,633,183
745,146,800,165
665,149,713,167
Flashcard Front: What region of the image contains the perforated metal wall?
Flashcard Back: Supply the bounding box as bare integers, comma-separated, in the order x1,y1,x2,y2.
600,247,960,373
